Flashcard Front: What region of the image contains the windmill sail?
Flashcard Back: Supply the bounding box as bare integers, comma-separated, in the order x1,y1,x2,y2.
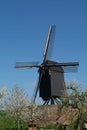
15,62,40,69
43,25,56,63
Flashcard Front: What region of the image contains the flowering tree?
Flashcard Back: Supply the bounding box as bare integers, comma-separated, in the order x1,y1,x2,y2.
0,87,6,108
5,85,47,130
57,80,87,130
22,102,47,127
5,85,30,130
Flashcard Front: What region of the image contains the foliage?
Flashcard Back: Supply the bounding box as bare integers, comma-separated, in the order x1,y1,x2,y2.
0,111,17,128
0,110,27,129
44,123,58,130
4,85,47,130
22,102,48,128
0,87,6,108
4,85,29,130
22,102,39,122
57,80,87,130
0,110,28,129
82,111,87,123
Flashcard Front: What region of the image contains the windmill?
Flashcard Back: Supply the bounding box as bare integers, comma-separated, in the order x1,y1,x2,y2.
15,25,79,104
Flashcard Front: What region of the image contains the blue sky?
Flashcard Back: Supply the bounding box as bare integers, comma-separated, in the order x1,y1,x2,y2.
0,0,87,103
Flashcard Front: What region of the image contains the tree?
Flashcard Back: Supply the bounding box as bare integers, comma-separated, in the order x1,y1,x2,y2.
22,102,39,122
0,87,6,108
5,85,30,130
22,102,48,128
57,80,87,130
0,110,27,129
